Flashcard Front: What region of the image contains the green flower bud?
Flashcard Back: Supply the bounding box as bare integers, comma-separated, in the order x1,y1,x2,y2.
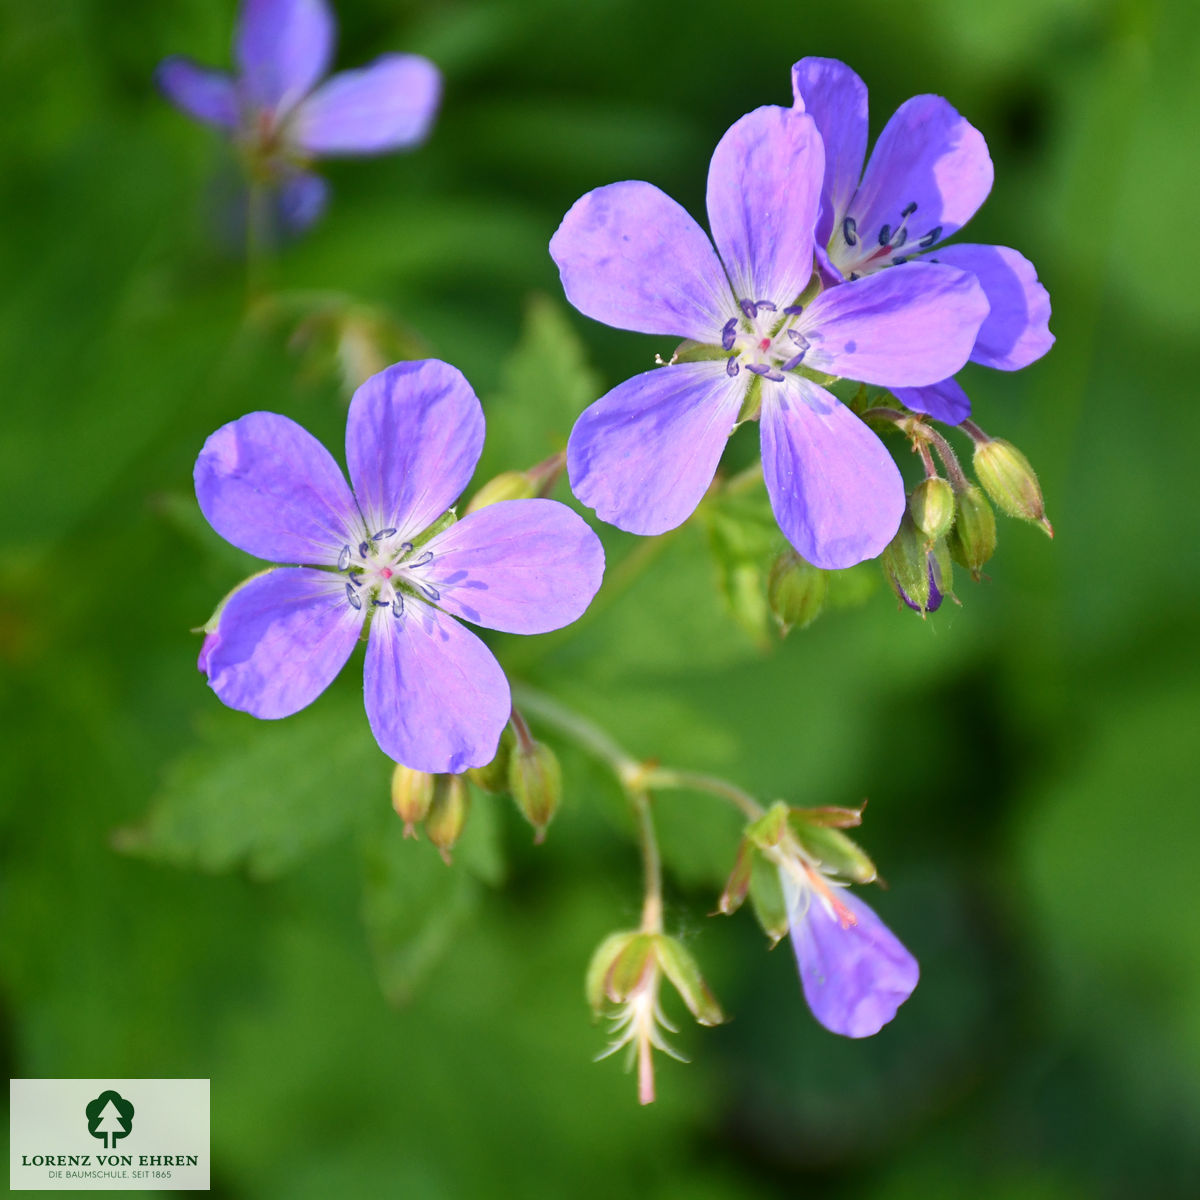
787,812,877,884
390,763,435,838
793,804,865,829
910,477,955,542
947,484,997,579
425,774,471,865
467,724,516,795
585,931,642,1014
882,512,932,612
508,738,562,843
973,437,1053,535
655,936,725,1027
766,549,827,635
465,471,538,515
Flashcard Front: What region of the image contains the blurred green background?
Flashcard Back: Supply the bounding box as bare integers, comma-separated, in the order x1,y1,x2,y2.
3,0,1199,1195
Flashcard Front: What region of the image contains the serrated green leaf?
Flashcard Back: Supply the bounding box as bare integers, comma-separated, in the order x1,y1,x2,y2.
117,696,384,879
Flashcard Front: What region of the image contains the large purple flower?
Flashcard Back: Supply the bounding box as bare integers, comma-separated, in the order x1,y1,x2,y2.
157,0,440,231
195,359,604,773
792,57,1054,424
551,106,989,570
780,867,918,1038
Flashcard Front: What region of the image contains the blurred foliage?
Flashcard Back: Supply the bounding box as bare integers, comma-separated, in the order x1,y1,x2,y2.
2,0,1199,1196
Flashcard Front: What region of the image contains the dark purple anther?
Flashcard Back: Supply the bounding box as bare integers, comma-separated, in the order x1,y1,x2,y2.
901,201,917,217
726,358,740,377
746,363,785,381
891,227,907,249
740,299,759,319
786,329,809,347
892,256,909,266
358,541,370,559
372,527,397,540
878,224,892,247
392,596,404,618
755,300,776,312
337,545,351,571
418,582,440,602
842,217,858,246
721,317,738,351
918,226,942,248
407,550,434,569
399,541,414,555
372,598,390,607
783,304,804,316
346,583,362,609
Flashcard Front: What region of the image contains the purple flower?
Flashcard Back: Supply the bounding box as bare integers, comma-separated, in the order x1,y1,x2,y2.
780,867,919,1038
551,106,989,570
792,57,1054,424
194,359,605,773
157,0,441,231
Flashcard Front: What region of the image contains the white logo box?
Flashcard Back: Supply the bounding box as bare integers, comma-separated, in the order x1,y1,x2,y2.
10,1079,210,1192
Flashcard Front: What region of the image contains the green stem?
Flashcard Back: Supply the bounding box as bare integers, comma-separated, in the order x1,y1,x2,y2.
639,767,764,821
631,788,663,933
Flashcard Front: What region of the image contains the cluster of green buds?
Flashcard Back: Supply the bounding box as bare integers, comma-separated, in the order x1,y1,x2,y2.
718,800,877,946
586,929,724,1105
390,766,471,864
871,406,1052,614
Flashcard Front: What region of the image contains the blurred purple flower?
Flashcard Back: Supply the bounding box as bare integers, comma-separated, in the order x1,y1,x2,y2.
780,867,918,1038
551,106,988,570
792,57,1053,424
157,0,440,232
194,359,604,773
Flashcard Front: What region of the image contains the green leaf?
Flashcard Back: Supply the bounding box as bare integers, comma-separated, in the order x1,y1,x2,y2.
361,790,505,1004
117,694,384,879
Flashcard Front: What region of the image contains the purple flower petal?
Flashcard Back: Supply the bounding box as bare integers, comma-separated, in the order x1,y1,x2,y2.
706,106,823,307
235,0,334,115
930,243,1054,371
363,601,511,773
890,378,972,424
788,883,919,1039
202,568,362,719
791,57,868,246
849,94,993,251
550,181,738,341
156,56,239,128
567,362,745,536
195,411,358,564
291,54,441,155
798,263,989,386
760,376,904,569
345,360,484,541
422,499,605,634
277,170,329,232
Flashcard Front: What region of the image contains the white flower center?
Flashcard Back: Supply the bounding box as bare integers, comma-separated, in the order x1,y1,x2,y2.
336,528,439,619
720,300,811,382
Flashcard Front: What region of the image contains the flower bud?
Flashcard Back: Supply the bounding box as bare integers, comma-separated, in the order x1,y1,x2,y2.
655,936,725,1026
882,513,932,613
973,438,1052,535
767,549,827,635
425,774,470,864
390,763,435,838
909,478,955,542
467,725,515,795
465,471,538,515
744,800,790,853
787,812,877,885
947,484,997,578
601,933,658,1005
508,738,562,843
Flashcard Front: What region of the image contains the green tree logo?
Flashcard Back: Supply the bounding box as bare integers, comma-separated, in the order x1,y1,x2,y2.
85,1090,135,1149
